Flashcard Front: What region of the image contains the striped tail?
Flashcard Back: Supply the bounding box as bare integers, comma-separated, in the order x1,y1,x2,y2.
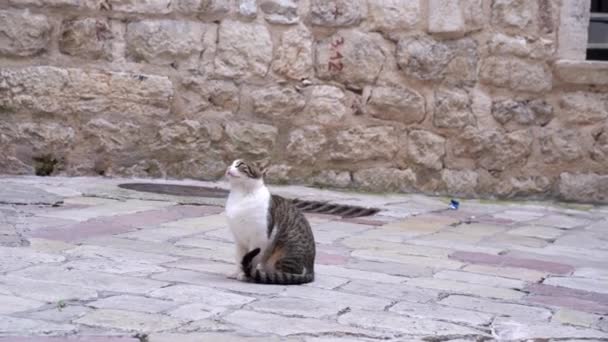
241,248,314,285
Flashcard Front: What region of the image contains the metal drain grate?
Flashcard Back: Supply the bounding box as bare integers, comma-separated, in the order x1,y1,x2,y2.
118,183,380,218
291,199,380,218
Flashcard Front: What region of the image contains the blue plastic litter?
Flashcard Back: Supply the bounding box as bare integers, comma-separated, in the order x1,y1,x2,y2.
449,199,460,210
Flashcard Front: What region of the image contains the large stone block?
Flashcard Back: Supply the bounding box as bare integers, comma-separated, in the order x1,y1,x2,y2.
126,20,208,67
272,24,314,80
310,0,365,27
251,85,306,119
102,0,172,13
397,36,478,85
408,130,446,170
366,86,426,124
8,0,82,8
558,173,608,203
303,85,351,125
480,57,552,93
353,168,416,192
174,0,230,15
59,18,113,60
330,126,399,162
0,10,51,57
491,99,553,126
0,66,173,117
315,30,388,89
428,0,465,36
224,121,278,160
491,0,535,31
286,126,327,163
539,127,584,164
433,88,474,128
558,92,608,126
178,76,239,114
368,0,420,33
215,20,273,79
260,0,298,24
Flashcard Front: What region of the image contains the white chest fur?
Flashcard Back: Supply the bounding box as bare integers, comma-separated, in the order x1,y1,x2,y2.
225,186,271,250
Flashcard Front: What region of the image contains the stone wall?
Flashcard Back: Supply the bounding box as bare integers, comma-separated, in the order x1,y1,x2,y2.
1,0,607,203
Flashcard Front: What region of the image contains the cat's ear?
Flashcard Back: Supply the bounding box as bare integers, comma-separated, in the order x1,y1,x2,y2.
255,160,270,178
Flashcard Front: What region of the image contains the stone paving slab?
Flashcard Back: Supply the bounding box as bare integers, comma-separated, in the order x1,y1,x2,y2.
0,176,607,340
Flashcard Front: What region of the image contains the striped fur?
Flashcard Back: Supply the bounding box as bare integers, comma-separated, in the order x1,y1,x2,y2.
226,159,315,285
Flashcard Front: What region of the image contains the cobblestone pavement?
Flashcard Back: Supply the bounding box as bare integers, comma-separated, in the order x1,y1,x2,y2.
0,176,607,341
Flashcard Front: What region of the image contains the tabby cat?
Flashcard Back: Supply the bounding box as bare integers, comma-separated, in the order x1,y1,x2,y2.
225,159,315,285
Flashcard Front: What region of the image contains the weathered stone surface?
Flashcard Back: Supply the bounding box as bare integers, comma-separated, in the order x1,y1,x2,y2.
251,86,306,119
480,57,552,93
0,316,75,335
488,33,554,59
330,126,398,162
396,35,452,81
260,0,298,24
391,301,493,326
451,251,574,274
272,25,313,80
544,277,608,295
509,225,564,240
315,30,388,89
0,247,65,272
0,275,98,302
310,0,365,27
75,309,182,332
441,169,478,196
491,0,536,31
539,127,584,164
397,37,478,86
282,286,391,310
591,124,608,164
215,20,273,79
407,277,524,300
309,170,351,188
434,270,525,289
0,294,44,314
366,86,425,124
0,10,51,57
558,92,608,125
237,0,257,18
8,0,82,7
340,279,437,302
558,173,608,204
0,66,172,117
491,99,553,126
553,308,601,328
174,0,230,15
368,0,420,33
353,168,416,193
59,18,112,60
247,297,342,318
454,128,532,172
89,295,176,313
150,284,255,308
428,0,465,36
179,77,239,114
408,130,445,170
126,20,206,67
286,126,327,163
103,0,172,13
303,86,350,125
11,265,169,294
493,317,608,340
226,310,386,337
441,295,552,322
434,88,474,128
338,310,486,337
555,60,608,85
167,303,214,321
224,121,278,160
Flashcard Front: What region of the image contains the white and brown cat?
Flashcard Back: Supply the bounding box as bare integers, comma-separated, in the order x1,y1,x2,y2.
225,159,315,284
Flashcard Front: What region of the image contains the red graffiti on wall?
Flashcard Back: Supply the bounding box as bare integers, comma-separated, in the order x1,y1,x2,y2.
327,36,345,73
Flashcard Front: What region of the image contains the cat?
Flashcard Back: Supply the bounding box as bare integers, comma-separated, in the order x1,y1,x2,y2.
224,159,315,285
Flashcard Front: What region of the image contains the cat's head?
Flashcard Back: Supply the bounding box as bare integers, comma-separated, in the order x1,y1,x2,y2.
225,159,267,186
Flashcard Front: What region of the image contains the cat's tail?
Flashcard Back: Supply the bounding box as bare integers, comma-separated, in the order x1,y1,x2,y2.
241,248,314,285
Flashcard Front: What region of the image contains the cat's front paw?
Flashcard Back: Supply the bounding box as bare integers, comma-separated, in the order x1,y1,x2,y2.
228,270,246,281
